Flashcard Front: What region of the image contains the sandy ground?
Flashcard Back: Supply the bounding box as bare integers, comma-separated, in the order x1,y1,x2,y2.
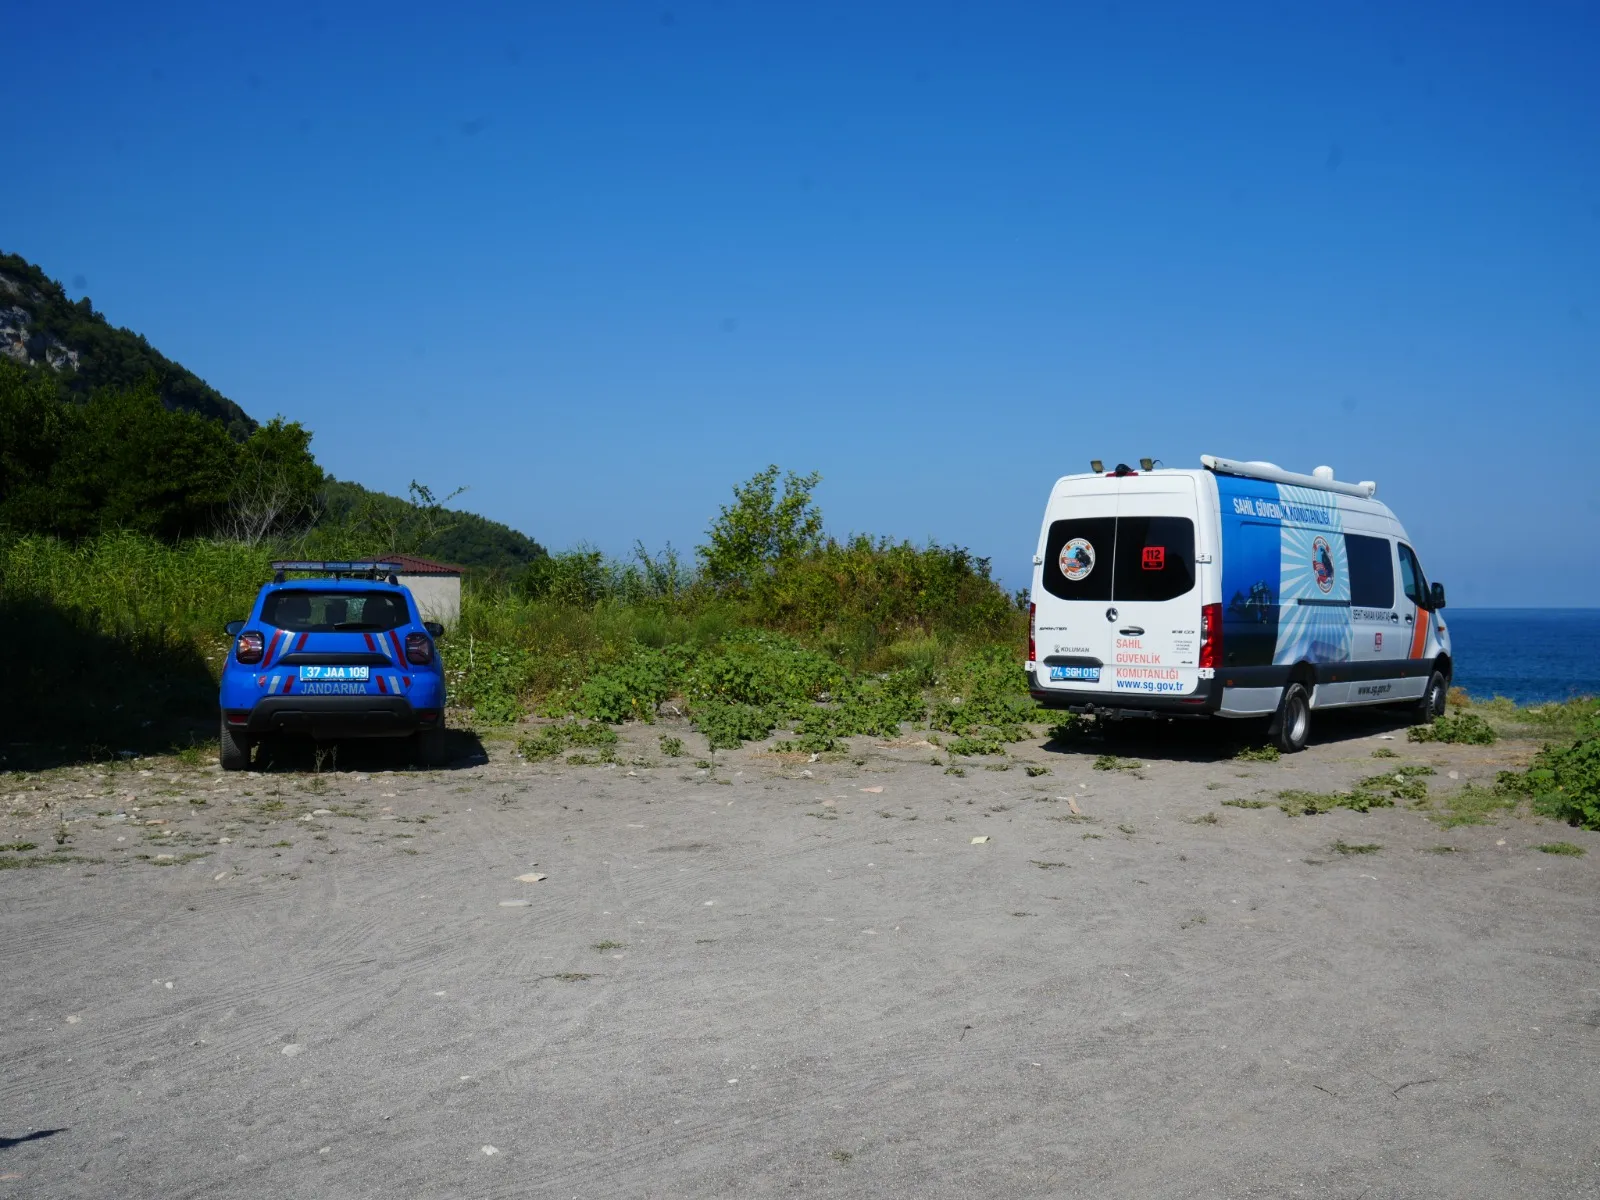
2,715,1598,1199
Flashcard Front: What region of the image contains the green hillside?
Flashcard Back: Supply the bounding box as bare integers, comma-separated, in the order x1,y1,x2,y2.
315,479,547,571
1,251,255,437
0,250,547,570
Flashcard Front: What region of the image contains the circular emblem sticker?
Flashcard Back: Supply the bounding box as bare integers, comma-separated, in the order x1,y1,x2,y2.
1312,536,1335,593
1059,538,1095,582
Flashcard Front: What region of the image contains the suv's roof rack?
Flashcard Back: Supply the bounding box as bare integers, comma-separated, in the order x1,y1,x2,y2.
270,560,403,582
1200,455,1377,499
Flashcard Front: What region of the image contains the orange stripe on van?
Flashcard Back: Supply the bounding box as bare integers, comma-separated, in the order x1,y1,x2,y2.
1409,603,1429,659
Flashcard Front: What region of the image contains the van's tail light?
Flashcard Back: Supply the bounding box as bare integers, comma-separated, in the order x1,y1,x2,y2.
405,632,434,665
1028,602,1037,664
235,631,264,664
1199,603,1222,669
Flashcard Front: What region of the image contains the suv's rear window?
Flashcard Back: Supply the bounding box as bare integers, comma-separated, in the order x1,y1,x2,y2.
260,590,411,632
1042,516,1196,602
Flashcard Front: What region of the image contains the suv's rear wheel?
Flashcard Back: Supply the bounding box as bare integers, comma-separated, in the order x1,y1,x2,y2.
1271,682,1312,753
219,715,251,771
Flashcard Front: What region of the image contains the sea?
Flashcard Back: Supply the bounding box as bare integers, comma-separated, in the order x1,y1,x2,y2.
1445,609,1600,706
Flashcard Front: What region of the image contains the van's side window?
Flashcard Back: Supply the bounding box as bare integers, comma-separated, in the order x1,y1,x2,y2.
1042,518,1115,602
1345,534,1395,609
1112,517,1196,602
1398,543,1430,609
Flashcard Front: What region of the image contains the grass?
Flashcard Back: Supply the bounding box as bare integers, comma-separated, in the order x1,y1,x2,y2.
1408,711,1496,745
0,491,1032,767
1277,789,1393,817
1492,705,1600,830
1093,755,1142,772
1372,747,1399,759
1221,798,1271,809
592,940,627,950
1536,842,1586,856
1277,765,1436,817
519,721,620,762
0,853,101,869
1331,840,1382,855
1234,744,1281,763
1420,784,1521,828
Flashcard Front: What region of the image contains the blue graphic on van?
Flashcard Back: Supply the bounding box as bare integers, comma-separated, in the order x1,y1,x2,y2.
1216,475,1353,667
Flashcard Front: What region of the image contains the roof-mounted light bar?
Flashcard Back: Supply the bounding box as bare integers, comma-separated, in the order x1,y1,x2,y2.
1201,455,1377,498
269,560,403,582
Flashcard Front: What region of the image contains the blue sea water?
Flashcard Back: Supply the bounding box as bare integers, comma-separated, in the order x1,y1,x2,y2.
1445,609,1600,706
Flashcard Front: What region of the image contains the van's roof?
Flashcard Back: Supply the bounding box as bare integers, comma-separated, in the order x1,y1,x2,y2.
1047,466,1400,522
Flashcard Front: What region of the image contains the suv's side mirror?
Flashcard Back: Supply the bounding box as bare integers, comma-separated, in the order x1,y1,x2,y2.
225,619,245,636
1429,582,1447,610
423,621,445,638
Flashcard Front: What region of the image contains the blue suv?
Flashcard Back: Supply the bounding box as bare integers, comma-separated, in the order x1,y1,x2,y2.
219,562,448,770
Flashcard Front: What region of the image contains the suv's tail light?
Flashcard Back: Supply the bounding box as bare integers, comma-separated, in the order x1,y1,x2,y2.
1028,602,1037,664
1199,602,1222,669
405,632,434,665
236,631,264,664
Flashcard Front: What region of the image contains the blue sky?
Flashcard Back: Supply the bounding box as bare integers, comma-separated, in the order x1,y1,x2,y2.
5,1,1597,605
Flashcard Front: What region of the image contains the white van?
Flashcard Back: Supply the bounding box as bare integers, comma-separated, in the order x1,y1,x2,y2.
1026,456,1452,752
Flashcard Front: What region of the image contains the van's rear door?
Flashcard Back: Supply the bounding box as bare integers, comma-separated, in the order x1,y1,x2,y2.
1033,485,1118,694
1107,478,1202,698
1032,476,1202,702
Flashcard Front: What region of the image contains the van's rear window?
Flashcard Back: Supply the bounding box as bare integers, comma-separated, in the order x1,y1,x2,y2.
1042,517,1196,603
260,590,411,632
1042,518,1115,601
1112,517,1196,602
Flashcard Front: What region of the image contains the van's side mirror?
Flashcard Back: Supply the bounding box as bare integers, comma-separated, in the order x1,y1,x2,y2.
424,621,445,638
225,620,245,636
1430,582,1446,610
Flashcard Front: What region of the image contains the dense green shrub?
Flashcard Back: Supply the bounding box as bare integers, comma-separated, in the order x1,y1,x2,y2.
692,701,779,750
1496,712,1600,830
1409,712,1497,745
518,721,619,762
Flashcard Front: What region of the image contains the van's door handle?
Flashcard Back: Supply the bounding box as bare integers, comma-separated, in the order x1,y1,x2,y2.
1118,627,1145,636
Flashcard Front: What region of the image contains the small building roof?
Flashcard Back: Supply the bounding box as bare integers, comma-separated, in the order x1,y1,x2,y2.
384,552,465,577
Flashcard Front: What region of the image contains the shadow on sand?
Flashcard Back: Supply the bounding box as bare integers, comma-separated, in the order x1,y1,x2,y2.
1041,704,1420,764
249,727,489,774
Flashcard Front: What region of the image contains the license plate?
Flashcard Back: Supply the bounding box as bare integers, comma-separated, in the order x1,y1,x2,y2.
1049,665,1100,682
298,665,369,682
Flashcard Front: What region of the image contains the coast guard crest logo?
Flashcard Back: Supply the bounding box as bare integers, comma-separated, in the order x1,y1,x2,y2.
1311,536,1335,594
1059,537,1095,582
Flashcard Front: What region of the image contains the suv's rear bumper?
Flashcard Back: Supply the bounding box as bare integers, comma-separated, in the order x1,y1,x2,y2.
1028,669,1224,718
228,697,442,739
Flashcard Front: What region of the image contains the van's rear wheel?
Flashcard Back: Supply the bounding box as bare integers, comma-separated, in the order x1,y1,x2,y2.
1413,670,1448,725
219,715,251,771
1271,683,1311,754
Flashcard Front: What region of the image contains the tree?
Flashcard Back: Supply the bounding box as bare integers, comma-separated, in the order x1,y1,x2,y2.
215,418,326,545
698,465,824,588
45,380,238,539
0,361,67,532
